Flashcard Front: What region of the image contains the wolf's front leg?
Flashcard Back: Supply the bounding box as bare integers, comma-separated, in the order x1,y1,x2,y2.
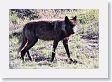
63,39,73,63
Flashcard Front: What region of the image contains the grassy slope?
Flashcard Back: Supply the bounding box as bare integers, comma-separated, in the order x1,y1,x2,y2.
9,9,99,69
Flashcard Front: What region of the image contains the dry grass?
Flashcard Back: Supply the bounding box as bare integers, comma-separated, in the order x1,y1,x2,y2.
9,9,99,69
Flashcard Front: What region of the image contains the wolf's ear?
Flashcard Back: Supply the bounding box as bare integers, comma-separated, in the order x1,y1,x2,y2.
65,16,70,24
72,16,77,21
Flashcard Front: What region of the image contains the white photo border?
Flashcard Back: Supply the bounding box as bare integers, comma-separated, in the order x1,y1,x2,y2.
0,0,108,78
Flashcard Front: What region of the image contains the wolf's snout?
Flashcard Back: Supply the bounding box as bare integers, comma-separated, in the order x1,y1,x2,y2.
73,25,77,33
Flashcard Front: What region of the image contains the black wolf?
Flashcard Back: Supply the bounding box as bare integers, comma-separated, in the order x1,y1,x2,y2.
18,16,77,62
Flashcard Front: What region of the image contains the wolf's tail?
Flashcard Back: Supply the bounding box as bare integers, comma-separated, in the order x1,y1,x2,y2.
17,33,27,55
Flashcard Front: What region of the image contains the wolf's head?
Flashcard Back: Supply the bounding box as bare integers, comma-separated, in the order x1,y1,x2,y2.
64,16,77,35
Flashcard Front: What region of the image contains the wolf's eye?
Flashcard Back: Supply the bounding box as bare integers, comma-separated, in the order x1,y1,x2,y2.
69,21,75,27
70,24,74,28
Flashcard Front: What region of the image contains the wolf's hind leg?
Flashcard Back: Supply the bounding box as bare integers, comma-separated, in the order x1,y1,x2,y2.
51,40,59,62
21,38,38,61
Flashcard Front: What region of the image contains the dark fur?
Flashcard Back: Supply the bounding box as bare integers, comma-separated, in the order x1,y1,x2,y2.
18,16,77,62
